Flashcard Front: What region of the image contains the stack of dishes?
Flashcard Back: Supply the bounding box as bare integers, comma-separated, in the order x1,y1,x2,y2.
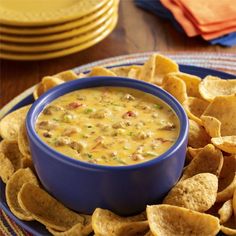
0,0,119,60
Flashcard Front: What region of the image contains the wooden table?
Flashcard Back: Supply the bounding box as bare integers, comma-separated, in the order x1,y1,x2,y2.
1,0,236,108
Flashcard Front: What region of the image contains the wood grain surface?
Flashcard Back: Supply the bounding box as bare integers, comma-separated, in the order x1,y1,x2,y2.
0,0,236,108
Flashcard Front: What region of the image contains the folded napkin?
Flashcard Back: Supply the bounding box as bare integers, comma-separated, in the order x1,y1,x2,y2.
135,0,236,46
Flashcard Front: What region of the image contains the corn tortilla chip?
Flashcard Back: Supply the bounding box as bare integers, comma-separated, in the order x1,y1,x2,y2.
147,205,220,236
212,136,236,154
18,120,30,157
181,144,223,181
128,68,141,79
33,82,44,100
18,183,85,231
0,140,23,171
199,76,236,101
163,173,218,212
217,155,236,202
183,97,209,125
0,105,31,141
111,65,141,77
162,75,187,104
221,225,236,236
218,199,233,224
220,215,236,235
233,188,236,217
42,76,64,91
188,120,211,148
0,152,14,183
186,147,204,161
202,95,236,136
54,70,78,81
168,72,201,98
201,115,221,138
6,168,38,220
88,67,117,77
92,208,147,236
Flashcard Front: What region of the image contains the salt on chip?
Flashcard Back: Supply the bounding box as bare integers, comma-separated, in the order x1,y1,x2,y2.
202,95,236,136
6,168,38,220
162,74,187,104
199,76,236,101
18,183,85,231
201,115,221,138
217,155,236,202
167,72,201,98
18,120,30,157
163,173,218,212
146,204,220,236
88,67,117,77
212,136,236,154
183,97,209,125
181,144,223,181
218,199,233,224
0,105,31,141
188,120,211,148
92,208,148,236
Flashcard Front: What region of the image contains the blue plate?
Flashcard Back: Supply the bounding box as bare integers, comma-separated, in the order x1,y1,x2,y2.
0,64,235,236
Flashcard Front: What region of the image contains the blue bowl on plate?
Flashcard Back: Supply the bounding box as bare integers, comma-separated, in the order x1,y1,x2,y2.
26,77,188,215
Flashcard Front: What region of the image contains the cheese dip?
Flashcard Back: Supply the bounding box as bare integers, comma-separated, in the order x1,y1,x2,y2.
35,87,180,166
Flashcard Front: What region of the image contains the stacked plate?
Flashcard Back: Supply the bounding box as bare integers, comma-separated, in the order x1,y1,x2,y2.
0,0,119,60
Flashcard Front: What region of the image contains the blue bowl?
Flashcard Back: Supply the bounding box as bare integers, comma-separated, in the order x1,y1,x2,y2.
26,77,188,215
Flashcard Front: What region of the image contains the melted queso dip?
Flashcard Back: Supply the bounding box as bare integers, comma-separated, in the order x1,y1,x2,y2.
36,87,180,166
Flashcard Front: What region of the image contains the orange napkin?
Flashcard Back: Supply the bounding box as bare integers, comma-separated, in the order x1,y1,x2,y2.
160,0,236,39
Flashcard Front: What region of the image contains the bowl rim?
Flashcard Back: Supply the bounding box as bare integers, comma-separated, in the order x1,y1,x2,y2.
26,76,189,171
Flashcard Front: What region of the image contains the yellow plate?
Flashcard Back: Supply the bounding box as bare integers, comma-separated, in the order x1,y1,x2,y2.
0,5,116,43
0,15,118,61
0,12,117,53
0,0,109,26
0,0,115,35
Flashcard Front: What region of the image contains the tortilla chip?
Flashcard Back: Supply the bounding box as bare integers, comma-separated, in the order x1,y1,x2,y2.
183,97,209,125
18,183,85,231
88,67,117,77
233,188,236,218
47,222,93,236
111,65,141,77
6,168,38,220
144,231,154,236
152,54,179,85
186,147,204,162
201,115,221,138
0,105,31,141
18,120,30,157
221,225,236,236
162,75,187,104
202,95,236,136
0,140,23,171
217,155,236,202
128,68,141,79
168,72,201,98
54,70,78,81
147,205,220,236
218,199,233,224
42,76,64,91
21,157,34,171
0,152,14,183
163,173,218,212
92,208,147,236
199,76,236,101
181,144,223,181
212,136,236,154
188,120,211,148
33,82,44,100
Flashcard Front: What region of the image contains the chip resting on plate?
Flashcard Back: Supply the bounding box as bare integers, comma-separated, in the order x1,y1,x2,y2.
6,168,38,220
0,105,31,141
146,204,220,236
218,199,233,224
88,66,117,77
163,173,218,212
181,144,223,181
92,208,148,236
199,75,236,101
212,136,236,154
18,120,31,157
201,115,222,138
18,183,87,231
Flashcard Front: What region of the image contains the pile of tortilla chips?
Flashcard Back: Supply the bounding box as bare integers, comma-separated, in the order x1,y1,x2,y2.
0,53,236,236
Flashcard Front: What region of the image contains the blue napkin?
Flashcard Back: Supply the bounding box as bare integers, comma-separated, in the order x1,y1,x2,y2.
134,0,236,47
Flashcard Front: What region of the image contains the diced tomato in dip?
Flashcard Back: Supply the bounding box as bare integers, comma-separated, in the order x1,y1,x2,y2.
35,87,180,166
